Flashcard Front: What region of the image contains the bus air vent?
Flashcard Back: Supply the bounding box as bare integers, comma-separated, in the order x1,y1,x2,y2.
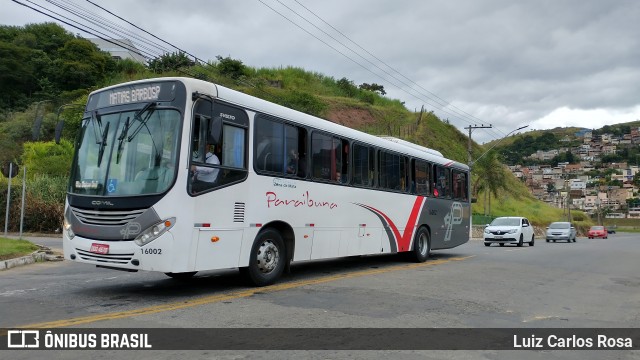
234,202,245,223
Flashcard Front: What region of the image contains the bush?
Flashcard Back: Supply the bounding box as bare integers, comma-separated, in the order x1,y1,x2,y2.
279,91,327,117
0,175,66,233
21,140,74,179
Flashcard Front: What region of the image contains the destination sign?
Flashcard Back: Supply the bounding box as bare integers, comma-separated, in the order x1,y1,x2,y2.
87,81,178,111
109,85,161,105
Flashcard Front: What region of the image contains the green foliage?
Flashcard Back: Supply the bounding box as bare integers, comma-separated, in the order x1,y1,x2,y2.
551,150,577,165
215,55,247,79
359,83,386,95
408,111,476,163
114,58,147,79
279,91,328,117
0,174,67,233
0,23,116,110
148,52,195,72
52,39,110,91
336,77,358,97
21,140,74,179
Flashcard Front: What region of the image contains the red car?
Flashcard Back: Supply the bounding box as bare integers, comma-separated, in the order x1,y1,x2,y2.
588,226,608,239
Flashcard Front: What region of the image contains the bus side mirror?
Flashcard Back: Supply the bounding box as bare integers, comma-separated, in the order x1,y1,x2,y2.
209,116,222,145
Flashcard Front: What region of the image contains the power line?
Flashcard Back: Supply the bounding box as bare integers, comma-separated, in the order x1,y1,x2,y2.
257,0,485,133
29,0,162,60
85,0,206,64
261,0,506,140
292,0,501,134
55,0,174,55
12,0,151,61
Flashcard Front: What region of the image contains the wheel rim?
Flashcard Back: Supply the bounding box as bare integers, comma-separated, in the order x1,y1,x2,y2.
256,239,280,274
417,232,428,256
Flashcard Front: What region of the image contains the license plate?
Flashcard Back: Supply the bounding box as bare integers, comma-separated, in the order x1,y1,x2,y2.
494,235,503,239
89,243,109,255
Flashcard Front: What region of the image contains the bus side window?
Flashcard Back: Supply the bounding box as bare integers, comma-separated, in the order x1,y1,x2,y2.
255,116,283,173
352,144,370,186
340,139,349,183
415,160,430,196
452,171,468,201
434,165,450,198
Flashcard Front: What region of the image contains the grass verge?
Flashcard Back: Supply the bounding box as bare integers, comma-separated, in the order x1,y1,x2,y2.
0,237,39,261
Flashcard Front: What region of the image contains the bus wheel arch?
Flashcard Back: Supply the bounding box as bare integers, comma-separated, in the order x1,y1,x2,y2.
241,222,293,286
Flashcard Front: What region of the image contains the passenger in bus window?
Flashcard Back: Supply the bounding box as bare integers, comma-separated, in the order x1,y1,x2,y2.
286,149,299,175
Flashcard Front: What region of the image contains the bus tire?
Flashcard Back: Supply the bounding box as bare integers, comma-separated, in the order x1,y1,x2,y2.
242,229,285,287
410,227,430,263
165,271,197,280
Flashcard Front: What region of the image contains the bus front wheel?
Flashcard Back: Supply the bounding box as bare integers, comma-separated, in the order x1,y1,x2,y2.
242,229,286,287
410,227,430,263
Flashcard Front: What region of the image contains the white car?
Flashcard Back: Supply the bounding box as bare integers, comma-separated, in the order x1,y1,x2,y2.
483,216,535,247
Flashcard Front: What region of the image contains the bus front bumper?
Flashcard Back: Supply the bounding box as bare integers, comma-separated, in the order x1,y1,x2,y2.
63,231,177,273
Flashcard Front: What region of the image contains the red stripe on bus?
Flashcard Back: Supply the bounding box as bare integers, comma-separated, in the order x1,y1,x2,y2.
361,196,425,251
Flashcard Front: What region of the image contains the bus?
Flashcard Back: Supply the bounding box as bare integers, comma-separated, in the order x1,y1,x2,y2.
63,77,471,286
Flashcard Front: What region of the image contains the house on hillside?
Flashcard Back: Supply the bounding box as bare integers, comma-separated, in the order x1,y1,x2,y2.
88,38,146,64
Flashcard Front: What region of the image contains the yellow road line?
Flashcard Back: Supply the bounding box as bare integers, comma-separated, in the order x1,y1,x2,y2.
13,255,474,329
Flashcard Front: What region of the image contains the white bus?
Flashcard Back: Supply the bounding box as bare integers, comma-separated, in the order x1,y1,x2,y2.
63,77,471,286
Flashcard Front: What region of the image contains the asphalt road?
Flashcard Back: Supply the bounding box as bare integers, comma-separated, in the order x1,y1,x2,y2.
1,233,639,359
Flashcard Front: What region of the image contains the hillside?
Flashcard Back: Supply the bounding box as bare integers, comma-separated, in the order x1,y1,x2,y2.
0,22,590,232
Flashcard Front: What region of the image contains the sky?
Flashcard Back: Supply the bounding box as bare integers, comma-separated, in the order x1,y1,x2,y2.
3,0,640,143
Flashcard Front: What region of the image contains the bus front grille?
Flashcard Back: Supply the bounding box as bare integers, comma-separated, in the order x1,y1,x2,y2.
71,207,146,226
76,249,134,264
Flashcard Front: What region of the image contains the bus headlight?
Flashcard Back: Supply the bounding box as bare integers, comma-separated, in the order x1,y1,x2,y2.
134,218,176,246
63,213,75,240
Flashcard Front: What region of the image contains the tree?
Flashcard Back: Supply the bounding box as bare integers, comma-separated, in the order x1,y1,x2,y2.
148,52,195,72
472,150,507,215
0,23,116,110
215,55,246,79
336,77,357,97
359,82,386,95
52,39,111,91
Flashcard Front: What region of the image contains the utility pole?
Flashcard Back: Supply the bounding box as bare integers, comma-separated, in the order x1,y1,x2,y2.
464,124,493,167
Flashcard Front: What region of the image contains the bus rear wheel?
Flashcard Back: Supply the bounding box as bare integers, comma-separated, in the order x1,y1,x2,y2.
410,227,430,263
242,229,285,287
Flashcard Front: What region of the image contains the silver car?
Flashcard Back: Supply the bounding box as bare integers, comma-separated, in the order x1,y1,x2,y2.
546,222,577,243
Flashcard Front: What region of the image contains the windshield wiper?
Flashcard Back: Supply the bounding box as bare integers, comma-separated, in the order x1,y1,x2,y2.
91,111,103,145
115,116,130,164
97,122,110,167
127,102,157,142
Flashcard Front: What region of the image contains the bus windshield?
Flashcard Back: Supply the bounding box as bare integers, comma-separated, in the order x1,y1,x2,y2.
69,105,182,196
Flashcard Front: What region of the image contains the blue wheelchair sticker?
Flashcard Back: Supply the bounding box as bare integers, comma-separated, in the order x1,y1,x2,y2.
107,179,118,193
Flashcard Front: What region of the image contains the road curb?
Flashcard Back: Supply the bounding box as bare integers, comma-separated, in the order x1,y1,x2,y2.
0,247,64,271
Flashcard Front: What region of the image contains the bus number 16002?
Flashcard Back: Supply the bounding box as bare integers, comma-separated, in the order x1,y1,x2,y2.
141,248,162,255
